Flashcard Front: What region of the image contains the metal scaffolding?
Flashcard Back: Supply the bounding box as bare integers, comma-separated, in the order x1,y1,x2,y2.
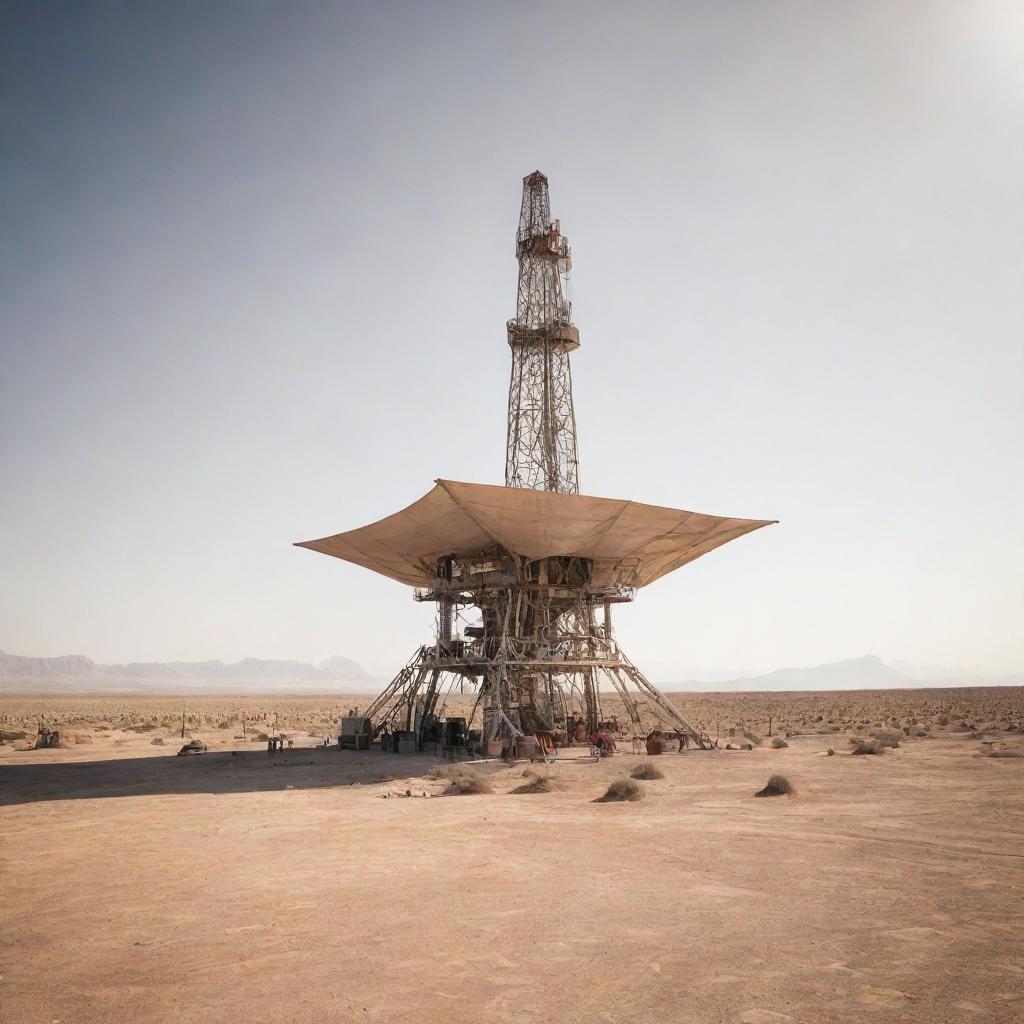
298,171,776,754
346,172,712,751
505,171,581,494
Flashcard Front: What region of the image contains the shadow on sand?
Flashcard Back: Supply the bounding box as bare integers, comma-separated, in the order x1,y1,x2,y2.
0,748,447,807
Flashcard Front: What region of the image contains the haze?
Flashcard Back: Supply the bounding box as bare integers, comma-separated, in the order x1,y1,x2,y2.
2,1,1022,681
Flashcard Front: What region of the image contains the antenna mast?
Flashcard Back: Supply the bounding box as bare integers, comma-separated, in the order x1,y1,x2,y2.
505,171,581,493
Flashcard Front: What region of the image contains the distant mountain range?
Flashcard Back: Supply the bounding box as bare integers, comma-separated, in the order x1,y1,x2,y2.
670,654,1024,692
0,649,1019,695
0,649,381,694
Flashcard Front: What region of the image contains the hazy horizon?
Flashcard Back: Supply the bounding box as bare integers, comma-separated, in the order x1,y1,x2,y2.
2,646,1020,692
3,2,1022,679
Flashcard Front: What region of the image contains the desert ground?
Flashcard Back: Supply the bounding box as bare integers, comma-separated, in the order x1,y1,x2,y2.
2,688,1023,1024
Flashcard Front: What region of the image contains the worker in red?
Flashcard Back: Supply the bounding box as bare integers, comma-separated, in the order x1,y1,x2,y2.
591,729,616,756
645,730,664,756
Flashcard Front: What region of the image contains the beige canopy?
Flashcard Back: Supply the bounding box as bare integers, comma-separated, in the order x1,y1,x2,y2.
296,480,775,590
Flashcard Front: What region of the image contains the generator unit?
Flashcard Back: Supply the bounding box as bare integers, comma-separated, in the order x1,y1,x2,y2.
338,715,372,750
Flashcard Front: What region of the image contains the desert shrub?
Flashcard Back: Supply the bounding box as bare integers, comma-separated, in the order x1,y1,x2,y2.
74,734,92,744
755,774,795,797
872,730,901,748
150,737,165,745
980,749,1022,759
852,739,884,755
445,773,492,795
826,748,835,756
744,733,762,746
596,779,644,802
0,730,28,742
771,737,789,749
430,764,493,795
512,774,553,794
631,762,665,780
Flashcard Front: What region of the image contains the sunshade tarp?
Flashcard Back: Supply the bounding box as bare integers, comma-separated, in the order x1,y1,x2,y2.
295,479,776,590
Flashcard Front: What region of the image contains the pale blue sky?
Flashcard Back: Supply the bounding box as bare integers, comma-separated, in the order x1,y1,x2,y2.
2,1,1022,679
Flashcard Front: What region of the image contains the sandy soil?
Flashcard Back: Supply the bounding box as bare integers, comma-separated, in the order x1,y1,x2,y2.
2,693,1023,1024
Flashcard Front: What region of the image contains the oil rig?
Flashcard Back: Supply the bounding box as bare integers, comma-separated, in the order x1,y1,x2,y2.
298,171,775,756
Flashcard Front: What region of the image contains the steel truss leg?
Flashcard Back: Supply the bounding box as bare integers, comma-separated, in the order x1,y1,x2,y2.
615,648,713,749
582,668,600,734
364,645,427,739
602,666,643,731
415,669,442,749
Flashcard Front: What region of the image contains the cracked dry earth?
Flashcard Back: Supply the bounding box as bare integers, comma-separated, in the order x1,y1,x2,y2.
2,731,1022,1024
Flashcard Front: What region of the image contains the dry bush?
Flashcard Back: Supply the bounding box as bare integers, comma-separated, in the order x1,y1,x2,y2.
631,762,665,780
744,733,763,746
596,779,644,802
0,730,27,742
430,764,493,795
74,734,92,744
826,748,835,756
446,775,492,795
755,774,795,797
979,748,1022,759
771,737,789,749
150,737,165,745
852,738,884,755
871,729,901,748
512,773,554,794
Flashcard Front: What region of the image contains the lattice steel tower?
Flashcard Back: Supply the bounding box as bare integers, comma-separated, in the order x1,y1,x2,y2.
298,170,777,756
505,171,581,493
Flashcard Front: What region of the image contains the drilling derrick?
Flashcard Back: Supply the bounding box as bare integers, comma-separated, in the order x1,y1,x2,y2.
505,171,580,494
297,171,777,760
